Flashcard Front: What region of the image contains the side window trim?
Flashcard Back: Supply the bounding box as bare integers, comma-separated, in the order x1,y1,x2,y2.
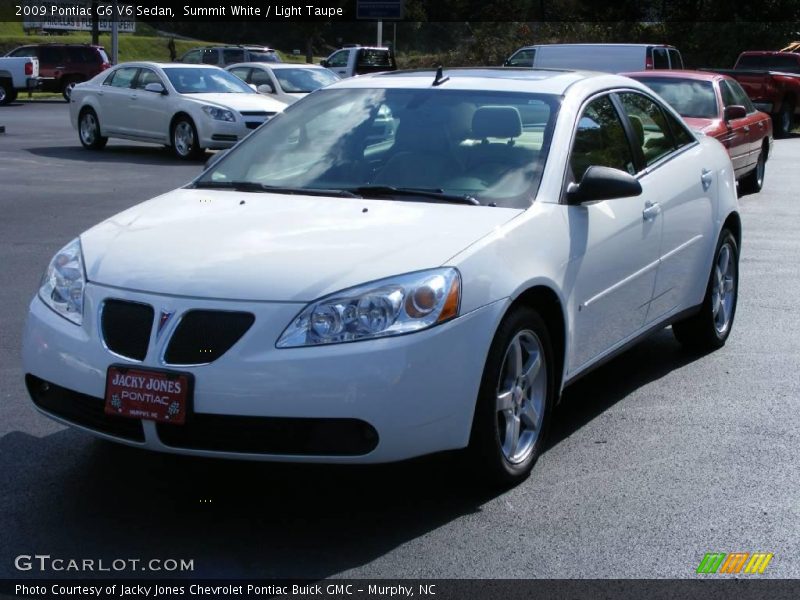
610,92,647,173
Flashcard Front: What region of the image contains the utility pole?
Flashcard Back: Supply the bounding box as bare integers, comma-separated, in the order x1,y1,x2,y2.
111,0,119,64
91,1,99,45
377,20,383,47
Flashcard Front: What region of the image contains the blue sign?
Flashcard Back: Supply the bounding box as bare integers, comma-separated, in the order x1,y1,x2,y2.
357,0,404,20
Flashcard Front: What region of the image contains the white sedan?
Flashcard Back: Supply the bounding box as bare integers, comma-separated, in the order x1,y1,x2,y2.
69,62,288,159
25,68,740,484
226,62,340,105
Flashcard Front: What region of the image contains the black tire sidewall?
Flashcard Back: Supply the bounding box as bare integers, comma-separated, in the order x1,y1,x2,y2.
79,109,104,149
704,229,739,345
0,81,11,105
470,306,556,484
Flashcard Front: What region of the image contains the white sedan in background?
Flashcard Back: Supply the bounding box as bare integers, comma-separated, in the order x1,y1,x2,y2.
26,68,740,485
226,62,340,105
70,62,288,159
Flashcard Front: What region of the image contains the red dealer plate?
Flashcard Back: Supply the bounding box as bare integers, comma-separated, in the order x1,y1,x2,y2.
104,365,192,425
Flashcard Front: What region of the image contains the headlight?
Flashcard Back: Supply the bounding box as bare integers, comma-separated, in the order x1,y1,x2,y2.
277,268,461,348
201,106,235,122
39,238,86,325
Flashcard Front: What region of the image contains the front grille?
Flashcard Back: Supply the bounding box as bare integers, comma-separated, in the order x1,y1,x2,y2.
26,375,145,442
239,111,274,117
100,299,154,361
157,415,378,456
245,122,262,130
164,310,254,365
211,134,238,141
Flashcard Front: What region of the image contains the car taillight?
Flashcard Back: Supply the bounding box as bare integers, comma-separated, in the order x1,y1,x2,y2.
645,56,654,70
25,61,33,76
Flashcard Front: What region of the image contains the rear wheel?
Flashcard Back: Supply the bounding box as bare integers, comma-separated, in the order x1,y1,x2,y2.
469,306,555,486
0,79,12,106
774,101,795,138
171,117,204,160
739,147,766,195
673,229,739,351
78,108,108,150
62,77,82,101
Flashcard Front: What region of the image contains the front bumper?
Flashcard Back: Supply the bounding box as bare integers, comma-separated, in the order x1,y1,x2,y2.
196,115,270,149
22,282,505,463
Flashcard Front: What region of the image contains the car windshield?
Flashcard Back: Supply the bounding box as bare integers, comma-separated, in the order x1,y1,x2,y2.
197,88,560,208
274,67,339,93
163,67,254,94
632,77,718,119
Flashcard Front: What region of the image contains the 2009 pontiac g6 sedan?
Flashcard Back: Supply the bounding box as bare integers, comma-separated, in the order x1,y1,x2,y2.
23,68,741,484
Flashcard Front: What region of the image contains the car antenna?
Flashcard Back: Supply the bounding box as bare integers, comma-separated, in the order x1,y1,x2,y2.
432,65,449,87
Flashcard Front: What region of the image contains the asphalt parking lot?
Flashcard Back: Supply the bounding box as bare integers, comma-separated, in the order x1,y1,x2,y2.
1,101,799,579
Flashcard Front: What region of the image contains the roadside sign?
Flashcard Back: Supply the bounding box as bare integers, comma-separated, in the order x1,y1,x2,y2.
357,0,404,20
21,0,136,33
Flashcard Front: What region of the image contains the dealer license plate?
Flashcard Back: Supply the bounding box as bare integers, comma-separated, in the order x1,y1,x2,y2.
104,365,192,425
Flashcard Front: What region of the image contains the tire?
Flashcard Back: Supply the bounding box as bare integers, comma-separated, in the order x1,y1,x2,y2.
0,79,12,106
469,306,556,486
62,77,82,101
78,108,108,150
673,229,739,351
739,147,766,195
61,77,81,102
171,116,204,160
7,89,18,104
773,101,794,138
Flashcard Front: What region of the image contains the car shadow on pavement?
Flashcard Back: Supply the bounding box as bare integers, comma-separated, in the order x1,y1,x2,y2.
26,145,206,167
547,327,699,448
0,329,702,579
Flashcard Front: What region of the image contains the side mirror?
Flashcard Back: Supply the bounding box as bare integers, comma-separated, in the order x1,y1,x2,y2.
566,166,642,204
144,82,166,95
320,59,328,67
257,83,276,95
203,149,229,171
723,104,747,121
503,60,511,67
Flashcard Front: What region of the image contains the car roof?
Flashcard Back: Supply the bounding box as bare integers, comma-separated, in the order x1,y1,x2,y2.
622,70,723,82
227,62,325,70
517,43,676,50
328,67,638,95
114,62,224,70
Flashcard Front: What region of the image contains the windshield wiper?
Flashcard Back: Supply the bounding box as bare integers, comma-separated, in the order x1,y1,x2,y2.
192,181,360,198
350,186,480,206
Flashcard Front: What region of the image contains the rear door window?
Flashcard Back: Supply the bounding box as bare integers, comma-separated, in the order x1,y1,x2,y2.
105,66,138,89
506,49,535,67
222,49,245,65
667,49,683,69
38,46,63,65
201,49,218,65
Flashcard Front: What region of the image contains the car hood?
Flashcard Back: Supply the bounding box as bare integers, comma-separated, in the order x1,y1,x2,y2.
182,92,286,113
80,189,521,302
683,117,723,137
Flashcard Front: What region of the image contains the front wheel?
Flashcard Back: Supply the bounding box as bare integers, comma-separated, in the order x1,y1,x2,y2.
171,117,204,160
0,79,13,106
469,306,555,486
672,229,739,351
78,108,108,150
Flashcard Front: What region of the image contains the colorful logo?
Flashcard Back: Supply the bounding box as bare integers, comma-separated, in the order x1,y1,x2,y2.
696,552,773,574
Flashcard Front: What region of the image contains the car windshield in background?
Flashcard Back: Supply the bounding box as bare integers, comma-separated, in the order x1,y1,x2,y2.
633,77,718,119
274,68,339,93
198,88,560,208
249,51,280,63
163,67,254,94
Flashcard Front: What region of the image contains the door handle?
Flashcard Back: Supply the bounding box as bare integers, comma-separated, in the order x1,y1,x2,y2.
642,200,661,221
743,125,750,133
758,121,765,128
701,168,713,191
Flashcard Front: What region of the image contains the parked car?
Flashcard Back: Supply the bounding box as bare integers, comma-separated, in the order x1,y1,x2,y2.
625,70,773,194
24,68,740,485
320,45,396,78
226,62,340,104
179,45,281,67
5,44,110,100
504,43,683,72
0,55,39,105
70,62,287,159
707,51,800,138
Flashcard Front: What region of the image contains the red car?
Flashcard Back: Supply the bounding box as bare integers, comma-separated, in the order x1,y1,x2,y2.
624,70,773,194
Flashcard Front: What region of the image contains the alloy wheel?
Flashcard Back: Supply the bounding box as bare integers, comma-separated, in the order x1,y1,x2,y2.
174,121,194,157
496,329,547,464
80,113,97,145
712,241,737,335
